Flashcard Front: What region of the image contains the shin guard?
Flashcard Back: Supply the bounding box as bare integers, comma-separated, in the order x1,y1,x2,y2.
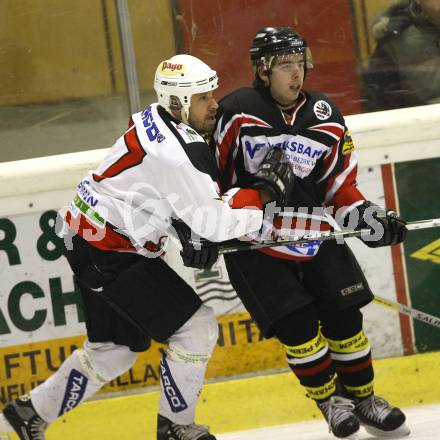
30,341,136,422
158,305,218,425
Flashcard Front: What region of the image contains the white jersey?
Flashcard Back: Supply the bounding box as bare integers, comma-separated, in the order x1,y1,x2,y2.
66,103,263,253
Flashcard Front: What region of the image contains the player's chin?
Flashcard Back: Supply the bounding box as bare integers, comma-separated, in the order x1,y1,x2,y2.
193,122,213,135
288,87,300,100
203,118,216,132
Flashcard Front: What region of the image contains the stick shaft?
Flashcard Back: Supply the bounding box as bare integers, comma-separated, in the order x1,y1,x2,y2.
218,217,440,328
373,295,440,329
219,218,440,255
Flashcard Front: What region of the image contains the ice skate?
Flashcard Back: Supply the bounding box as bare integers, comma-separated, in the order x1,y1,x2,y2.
1,394,48,440
354,395,410,438
157,414,216,440
317,395,360,439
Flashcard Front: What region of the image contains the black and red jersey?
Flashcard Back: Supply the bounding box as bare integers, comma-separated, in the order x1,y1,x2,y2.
213,87,365,260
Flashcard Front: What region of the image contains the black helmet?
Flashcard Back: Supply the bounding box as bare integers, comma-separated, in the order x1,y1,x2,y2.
250,26,313,70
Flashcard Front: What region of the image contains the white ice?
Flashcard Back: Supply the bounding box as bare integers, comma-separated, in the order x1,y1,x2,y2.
217,403,440,440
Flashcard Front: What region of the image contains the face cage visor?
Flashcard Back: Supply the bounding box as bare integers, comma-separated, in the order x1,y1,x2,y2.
252,47,314,73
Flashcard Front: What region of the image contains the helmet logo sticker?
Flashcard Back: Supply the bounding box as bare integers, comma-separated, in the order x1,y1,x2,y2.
160,62,186,76
161,62,183,71
313,100,332,120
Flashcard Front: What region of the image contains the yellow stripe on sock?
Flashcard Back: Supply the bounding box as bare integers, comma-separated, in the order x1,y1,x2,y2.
284,330,327,358
326,330,369,354
305,374,337,400
345,381,375,398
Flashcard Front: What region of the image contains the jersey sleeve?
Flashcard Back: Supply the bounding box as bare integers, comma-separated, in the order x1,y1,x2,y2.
164,160,263,242
212,94,267,212
222,187,264,210
213,95,243,192
319,125,366,219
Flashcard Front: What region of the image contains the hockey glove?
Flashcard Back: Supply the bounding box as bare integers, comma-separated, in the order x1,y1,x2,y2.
352,201,407,247
171,219,219,269
250,148,295,207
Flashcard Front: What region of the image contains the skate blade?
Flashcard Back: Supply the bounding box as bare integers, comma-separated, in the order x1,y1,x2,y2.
0,413,13,439
363,422,410,438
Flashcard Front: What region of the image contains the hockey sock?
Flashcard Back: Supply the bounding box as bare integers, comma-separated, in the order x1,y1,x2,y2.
284,329,337,401
326,329,374,399
321,308,374,399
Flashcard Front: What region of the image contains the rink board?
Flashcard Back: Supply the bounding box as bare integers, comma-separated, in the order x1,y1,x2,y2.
0,161,439,407
0,165,398,406
4,350,436,440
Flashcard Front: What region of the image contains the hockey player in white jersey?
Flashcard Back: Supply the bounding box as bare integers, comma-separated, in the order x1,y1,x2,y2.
0,54,294,440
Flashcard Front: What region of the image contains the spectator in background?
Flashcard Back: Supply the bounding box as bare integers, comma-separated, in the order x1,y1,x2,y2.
362,0,440,111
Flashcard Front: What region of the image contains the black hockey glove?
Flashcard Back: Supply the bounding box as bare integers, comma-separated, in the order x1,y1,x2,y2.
171,219,219,269
351,201,407,248
250,148,295,207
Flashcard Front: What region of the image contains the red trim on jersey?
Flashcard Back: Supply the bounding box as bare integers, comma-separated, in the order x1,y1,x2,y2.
217,115,270,188
228,188,263,209
331,185,364,212
320,141,339,180
93,125,147,182
292,355,333,377
258,247,315,261
308,123,344,139
282,93,307,125
217,117,240,178
65,211,163,253
66,210,135,251
325,153,364,210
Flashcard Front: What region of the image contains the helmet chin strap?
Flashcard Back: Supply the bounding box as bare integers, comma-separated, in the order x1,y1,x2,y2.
180,107,190,125
169,96,190,125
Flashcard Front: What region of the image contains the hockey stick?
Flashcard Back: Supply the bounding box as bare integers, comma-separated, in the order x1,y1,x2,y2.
373,295,440,329
218,218,440,255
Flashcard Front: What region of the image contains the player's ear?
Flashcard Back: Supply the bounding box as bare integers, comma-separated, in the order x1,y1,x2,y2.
257,65,270,86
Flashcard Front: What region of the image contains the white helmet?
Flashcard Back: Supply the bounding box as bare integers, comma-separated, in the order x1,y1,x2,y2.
154,54,218,123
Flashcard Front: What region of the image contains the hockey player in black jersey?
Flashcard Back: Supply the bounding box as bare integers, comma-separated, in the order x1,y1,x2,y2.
213,26,409,439
0,54,295,440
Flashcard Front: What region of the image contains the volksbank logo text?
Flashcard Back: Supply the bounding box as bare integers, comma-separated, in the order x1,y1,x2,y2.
244,136,325,160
